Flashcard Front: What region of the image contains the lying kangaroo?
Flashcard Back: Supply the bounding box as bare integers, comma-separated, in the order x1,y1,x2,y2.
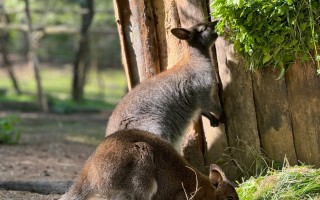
60,129,238,200
106,20,223,146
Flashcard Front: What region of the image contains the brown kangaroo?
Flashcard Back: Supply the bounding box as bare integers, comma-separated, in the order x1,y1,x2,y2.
106,21,223,147
60,129,238,200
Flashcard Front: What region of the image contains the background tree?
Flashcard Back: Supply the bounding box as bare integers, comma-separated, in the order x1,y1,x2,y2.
24,0,48,111
0,2,21,95
0,0,120,110
72,0,95,102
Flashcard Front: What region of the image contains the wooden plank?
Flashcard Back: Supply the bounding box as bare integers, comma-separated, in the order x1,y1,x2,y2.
113,0,137,89
174,0,209,172
114,0,160,88
286,61,320,167
252,68,297,164
152,0,186,70
216,38,261,174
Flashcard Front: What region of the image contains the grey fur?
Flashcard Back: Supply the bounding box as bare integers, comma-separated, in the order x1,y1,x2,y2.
106,21,223,143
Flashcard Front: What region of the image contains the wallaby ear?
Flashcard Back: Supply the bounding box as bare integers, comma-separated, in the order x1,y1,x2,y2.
209,164,226,187
171,28,191,40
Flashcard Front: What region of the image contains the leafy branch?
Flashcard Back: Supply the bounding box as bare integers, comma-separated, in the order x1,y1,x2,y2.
211,0,320,77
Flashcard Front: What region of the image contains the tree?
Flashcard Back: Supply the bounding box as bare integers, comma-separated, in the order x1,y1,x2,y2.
24,0,48,112
0,2,21,95
72,0,95,101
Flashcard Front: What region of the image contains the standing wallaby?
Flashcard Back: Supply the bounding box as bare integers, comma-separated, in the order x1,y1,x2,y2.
60,129,238,200
106,20,223,146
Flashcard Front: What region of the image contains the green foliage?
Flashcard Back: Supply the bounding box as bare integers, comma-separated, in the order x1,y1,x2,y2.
0,115,21,144
211,0,320,77
237,165,320,200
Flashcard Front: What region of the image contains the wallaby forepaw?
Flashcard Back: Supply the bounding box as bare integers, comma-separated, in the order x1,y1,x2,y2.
210,118,220,127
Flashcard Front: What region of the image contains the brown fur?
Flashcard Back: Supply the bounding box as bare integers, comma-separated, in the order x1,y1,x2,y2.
60,129,238,200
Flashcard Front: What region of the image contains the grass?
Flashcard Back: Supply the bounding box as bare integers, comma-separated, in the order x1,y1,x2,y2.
0,64,127,112
216,139,320,199
237,165,320,200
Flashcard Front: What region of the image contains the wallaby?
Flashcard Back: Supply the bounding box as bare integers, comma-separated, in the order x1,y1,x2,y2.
106,20,223,146
60,129,238,200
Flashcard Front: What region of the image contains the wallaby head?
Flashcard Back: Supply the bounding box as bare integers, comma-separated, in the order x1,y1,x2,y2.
171,20,219,55
60,129,238,200
209,164,239,200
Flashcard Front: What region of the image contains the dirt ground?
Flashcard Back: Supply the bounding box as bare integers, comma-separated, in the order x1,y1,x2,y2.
0,111,112,200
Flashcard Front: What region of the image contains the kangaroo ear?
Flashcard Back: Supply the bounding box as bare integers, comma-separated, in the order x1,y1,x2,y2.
209,164,226,187
171,28,191,40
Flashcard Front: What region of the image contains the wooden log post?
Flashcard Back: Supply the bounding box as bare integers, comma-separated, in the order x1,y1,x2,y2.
213,39,262,178
175,0,217,173
113,0,160,89
252,68,297,165
286,60,320,167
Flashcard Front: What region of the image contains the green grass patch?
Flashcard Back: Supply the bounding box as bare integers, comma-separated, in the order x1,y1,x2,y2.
0,66,127,112
238,165,320,200
48,96,115,113
0,114,21,144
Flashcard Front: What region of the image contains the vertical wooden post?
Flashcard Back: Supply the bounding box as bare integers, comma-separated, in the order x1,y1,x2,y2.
113,0,160,90
252,68,297,164
175,0,211,173
214,38,261,177
286,61,320,166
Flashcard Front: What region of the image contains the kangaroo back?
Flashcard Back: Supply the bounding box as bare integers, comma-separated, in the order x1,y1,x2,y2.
60,129,238,200
105,21,223,145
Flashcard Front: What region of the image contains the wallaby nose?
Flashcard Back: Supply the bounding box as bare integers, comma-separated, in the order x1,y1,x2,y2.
210,19,220,28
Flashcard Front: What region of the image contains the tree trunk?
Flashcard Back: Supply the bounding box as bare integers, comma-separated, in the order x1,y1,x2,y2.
72,0,94,101
0,4,21,95
24,0,48,112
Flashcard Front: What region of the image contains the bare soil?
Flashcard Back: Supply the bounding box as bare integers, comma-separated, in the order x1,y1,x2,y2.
0,111,111,200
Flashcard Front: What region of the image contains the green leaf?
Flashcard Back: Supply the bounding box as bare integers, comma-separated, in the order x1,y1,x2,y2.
263,54,272,64
247,12,253,23
300,23,307,31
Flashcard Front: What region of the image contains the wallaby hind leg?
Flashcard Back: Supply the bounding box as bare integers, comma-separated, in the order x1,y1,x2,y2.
59,177,91,200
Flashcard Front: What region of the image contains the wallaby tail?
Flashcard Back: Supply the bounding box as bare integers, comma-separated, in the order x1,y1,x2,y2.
0,180,73,194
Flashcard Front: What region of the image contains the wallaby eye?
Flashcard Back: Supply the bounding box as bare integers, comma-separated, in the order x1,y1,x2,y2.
226,196,234,200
